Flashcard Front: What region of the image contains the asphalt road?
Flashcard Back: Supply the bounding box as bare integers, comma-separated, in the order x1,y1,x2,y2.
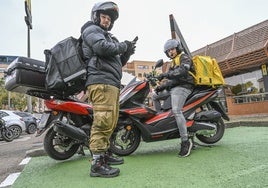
0,133,44,186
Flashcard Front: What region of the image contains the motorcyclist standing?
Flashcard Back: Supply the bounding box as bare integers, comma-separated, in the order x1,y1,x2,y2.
81,1,136,177
156,39,195,157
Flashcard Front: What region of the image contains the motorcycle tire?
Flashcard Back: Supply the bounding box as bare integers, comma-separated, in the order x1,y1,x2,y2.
196,118,225,144
109,124,141,156
44,128,80,160
1,129,14,142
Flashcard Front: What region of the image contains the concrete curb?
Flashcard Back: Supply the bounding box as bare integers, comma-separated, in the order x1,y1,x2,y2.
26,147,47,158
225,121,268,128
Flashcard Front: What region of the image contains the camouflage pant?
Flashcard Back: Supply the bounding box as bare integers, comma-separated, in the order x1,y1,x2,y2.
87,84,119,154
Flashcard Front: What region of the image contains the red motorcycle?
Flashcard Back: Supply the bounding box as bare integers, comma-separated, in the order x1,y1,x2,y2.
109,59,229,156
36,59,229,160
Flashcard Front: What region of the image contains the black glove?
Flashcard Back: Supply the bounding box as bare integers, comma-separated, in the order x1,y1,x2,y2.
157,73,168,81
124,40,136,55
155,85,165,94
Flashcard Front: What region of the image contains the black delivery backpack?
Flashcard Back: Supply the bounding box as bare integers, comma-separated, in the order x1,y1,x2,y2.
45,36,86,97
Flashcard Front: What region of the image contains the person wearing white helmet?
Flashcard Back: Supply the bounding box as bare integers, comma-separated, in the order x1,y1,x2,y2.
81,1,136,177
156,39,195,157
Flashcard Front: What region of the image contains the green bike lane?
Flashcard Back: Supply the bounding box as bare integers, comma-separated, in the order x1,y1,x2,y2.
12,126,268,188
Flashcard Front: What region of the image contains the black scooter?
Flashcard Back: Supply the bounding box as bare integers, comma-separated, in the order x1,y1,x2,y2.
0,118,14,142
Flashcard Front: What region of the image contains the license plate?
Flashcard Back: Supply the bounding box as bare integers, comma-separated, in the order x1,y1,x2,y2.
38,113,50,128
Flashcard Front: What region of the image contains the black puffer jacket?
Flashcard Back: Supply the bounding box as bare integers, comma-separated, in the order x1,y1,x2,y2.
81,21,128,89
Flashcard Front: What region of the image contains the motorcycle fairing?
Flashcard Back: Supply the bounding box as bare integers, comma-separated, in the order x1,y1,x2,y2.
45,100,91,115
183,90,216,112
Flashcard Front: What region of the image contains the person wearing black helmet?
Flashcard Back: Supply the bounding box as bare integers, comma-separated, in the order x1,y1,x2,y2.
156,39,195,157
81,1,136,177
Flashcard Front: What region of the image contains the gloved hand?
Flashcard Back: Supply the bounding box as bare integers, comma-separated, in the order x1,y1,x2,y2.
155,85,165,94
157,73,168,81
124,40,136,55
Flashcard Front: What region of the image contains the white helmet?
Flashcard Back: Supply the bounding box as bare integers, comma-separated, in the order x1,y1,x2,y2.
164,39,183,58
91,1,119,31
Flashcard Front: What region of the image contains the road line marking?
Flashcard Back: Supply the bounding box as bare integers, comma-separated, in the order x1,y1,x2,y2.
19,157,31,165
0,172,21,187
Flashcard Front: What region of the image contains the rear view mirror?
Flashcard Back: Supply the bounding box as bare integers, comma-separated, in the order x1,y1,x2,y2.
155,59,164,69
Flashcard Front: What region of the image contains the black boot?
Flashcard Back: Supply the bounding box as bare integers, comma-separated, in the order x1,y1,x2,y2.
90,155,120,178
178,139,193,157
105,151,124,165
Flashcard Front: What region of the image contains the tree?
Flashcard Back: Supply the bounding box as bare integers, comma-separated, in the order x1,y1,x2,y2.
231,81,258,95
0,77,37,110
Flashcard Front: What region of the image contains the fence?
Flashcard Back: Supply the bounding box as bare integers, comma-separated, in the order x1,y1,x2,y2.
226,93,268,115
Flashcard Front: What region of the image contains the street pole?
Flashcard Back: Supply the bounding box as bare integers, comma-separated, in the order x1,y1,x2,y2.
24,0,32,113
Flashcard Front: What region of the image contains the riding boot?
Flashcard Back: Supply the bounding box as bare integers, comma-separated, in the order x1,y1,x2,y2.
90,155,120,178
104,150,124,165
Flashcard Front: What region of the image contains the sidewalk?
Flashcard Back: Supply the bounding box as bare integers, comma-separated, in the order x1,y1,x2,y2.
225,113,268,128
13,126,268,188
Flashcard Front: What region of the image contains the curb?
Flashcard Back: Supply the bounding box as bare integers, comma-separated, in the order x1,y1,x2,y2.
26,147,47,158
225,121,268,128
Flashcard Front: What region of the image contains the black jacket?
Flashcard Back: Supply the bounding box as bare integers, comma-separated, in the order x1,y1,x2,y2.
162,53,195,90
81,21,129,89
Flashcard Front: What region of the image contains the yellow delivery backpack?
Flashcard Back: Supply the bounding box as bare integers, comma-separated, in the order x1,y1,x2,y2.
172,54,225,87
189,55,225,87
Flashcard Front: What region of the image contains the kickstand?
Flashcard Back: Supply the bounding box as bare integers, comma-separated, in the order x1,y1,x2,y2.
77,145,86,156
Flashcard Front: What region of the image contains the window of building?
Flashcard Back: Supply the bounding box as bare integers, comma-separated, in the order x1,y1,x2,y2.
137,65,149,69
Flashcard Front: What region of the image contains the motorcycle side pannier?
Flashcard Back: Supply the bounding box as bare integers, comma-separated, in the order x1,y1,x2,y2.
4,56,47,94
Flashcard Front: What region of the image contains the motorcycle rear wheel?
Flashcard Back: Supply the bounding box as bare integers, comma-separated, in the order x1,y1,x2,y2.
109,124,141,156
196,118,225,144
1,129,14,142
44,128,80,160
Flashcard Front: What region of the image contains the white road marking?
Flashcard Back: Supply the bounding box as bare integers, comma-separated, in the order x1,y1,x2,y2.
0,172,21,187
19,157,31,165
0,157,32,187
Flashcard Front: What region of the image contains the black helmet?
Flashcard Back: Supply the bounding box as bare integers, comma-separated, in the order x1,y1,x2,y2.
164,39,183,58
91,1,119,31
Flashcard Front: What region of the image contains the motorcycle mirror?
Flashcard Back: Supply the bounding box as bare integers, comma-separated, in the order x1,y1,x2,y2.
155,59,164,69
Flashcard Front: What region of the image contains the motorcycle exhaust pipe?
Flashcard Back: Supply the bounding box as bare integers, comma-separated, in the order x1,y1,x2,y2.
53,121,88,143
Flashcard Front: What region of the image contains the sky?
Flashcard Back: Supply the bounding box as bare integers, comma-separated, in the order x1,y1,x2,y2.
0,0,267,63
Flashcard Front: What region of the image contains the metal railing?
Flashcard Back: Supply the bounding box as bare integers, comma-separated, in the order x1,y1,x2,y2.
232,92,268,104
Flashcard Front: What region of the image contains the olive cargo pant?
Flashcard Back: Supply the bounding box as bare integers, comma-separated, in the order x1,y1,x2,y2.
87,84,120,154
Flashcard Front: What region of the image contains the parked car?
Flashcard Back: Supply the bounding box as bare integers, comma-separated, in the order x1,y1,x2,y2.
13,111,37,134
0,110,26,139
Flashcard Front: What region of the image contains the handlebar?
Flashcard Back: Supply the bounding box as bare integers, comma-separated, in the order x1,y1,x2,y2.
144,72,159,87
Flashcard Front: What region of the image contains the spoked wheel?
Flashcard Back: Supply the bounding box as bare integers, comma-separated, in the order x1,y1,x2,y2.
44,128,80,160
26,123,37,134
109,125,141,156
9,125,22,139
196,118,225,144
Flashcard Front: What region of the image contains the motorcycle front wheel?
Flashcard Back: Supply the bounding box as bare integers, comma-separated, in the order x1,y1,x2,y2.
109,124,141,156
1,129,14,142
196,118,225,144
44,128,80,160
